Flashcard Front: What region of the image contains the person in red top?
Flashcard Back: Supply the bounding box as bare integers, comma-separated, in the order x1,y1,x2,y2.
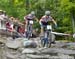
6,21,13,32
6,17,15,32
18,23,26,37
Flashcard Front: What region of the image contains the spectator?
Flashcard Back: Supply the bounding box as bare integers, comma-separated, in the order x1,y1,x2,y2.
18,22,26,37
0,10,8,28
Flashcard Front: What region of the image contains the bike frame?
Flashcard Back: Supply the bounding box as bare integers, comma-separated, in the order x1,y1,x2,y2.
27,20,33,39
41,25,52,47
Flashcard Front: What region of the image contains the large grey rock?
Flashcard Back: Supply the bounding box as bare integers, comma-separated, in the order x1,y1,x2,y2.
66,42,75,49
52,41,68,48
50,55,74,59
40,48,75,55
57,48,75,55
26,54,50,59
6,38,23,49
6,41,20,49
40,48,58,55
26,54,74,59
18,54,26,59
22,48,39,54
32,37,41,47
6,50,20,59
23,38,37,48
52,41,75,49
5,47,21,59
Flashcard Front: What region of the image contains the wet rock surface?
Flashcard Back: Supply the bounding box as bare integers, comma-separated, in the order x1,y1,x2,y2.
22,48,39,54
5,38,23,49
23,38,37,48
0,37,75,59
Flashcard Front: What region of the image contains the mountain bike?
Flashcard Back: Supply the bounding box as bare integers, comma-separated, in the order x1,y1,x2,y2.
40,25,52,48
26,20,33,39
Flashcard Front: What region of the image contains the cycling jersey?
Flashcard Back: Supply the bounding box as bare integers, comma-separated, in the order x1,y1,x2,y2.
6,22,13,32
40,15,53,28
40,15,53,23
24,14,35,20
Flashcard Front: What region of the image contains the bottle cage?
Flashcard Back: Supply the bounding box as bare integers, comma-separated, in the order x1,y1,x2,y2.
29,20,33,24
47,25,52,30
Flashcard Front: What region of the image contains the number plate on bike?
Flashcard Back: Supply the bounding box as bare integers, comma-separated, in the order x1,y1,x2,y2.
47,25,52,30
29,20,33,24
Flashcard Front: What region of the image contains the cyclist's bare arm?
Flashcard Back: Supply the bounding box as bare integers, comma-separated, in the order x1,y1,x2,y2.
50,16,57,26
52,19,57,26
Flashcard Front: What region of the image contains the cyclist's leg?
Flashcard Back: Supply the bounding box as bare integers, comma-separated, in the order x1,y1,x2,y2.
45,38,49,47
25,20,28,31
40,23,44,36
48,30,52,47
25,20,29,38
30,24,33,37
28,24,32,37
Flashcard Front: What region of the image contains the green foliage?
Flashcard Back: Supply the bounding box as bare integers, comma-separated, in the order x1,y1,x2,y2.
0,0,75,40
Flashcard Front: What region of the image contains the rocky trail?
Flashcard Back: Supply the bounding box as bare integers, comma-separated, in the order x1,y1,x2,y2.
0,36,75,59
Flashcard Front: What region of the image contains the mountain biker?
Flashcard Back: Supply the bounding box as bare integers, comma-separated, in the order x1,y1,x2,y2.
24,11,38,31
39,11,57,35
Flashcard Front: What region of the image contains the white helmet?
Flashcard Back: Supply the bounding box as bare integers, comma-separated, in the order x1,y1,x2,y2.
45,11,50,16
31,11,35,16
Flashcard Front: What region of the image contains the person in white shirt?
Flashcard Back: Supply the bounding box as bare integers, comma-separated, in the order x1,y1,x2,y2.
0,10,4,29
0,10,8,29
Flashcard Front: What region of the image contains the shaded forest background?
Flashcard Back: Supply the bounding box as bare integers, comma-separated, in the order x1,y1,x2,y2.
0,0,75,40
